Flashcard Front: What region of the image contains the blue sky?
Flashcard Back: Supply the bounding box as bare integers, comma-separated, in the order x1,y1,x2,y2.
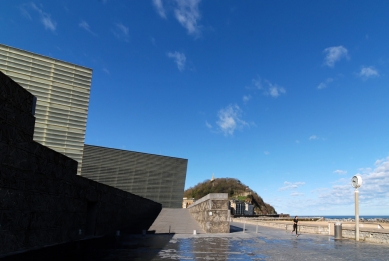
1,0,389,216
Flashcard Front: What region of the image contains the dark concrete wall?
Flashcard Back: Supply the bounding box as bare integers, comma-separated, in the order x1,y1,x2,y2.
188,193,230,233
0,72,162,257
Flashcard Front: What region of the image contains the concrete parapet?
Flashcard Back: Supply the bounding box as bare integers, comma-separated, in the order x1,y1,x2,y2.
342,228,389,244
188,193,230,233
234,218,389,244
235,219,331,235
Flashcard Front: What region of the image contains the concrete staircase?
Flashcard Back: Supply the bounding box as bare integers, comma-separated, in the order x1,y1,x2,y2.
148,208,205,234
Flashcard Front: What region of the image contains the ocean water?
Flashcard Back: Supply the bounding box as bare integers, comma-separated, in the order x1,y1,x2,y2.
304,215,389,220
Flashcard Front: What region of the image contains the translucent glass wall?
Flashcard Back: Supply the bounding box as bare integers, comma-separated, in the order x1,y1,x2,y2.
0,44,92,175
81,145,187,208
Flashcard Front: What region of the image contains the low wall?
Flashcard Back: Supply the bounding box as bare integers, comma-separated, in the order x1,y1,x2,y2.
188,193,230,233
233,218,389,244
235,219,331,235
0,72,162,257
342,228,389,244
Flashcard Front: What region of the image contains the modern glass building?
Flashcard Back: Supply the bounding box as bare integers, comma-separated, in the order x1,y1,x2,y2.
0,44,92,175
81,144,187,208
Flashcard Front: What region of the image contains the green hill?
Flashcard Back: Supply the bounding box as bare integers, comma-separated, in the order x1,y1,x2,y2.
184,178,277,215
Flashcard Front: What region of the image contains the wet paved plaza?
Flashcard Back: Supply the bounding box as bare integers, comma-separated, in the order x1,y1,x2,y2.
3,222,389,260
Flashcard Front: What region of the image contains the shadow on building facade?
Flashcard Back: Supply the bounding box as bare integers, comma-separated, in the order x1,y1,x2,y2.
0,72,162,257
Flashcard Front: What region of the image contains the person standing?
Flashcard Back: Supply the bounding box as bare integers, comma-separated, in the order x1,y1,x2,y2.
291,216,299,237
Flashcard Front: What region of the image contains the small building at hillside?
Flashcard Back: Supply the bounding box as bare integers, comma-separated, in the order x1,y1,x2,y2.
229,200,254,216
182,197,195,208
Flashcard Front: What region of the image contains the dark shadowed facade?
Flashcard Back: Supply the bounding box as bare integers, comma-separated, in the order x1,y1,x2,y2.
81,144,187,208
0,72,161,257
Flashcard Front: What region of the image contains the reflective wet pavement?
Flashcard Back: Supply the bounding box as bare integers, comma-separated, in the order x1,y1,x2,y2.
2,222,389,260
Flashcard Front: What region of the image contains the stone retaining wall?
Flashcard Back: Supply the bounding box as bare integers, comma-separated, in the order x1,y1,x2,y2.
188,193,230,233
0,72,162,257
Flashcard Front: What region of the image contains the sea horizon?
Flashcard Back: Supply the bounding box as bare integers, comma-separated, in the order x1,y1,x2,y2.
300,215,389,220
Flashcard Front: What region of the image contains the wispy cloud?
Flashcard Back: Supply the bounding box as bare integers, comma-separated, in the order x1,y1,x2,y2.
22,3,57,32
291,192,304,197
243,95,251,104
152,0,166,18
251,77,286,98
216,104,248,136
153,0,202,37
19,4,32,19
264,151,270,155
359,66,379,79
103,68,110,75
309,135,318,140
174,0,202,36
113,23,129,41
279,181,305,191
317,77,333,90
323,46,348,67
267,83,286,98
79,20,96,35
167,51,186,71
317,157,389,209
334,169,347,175
272,156,389,214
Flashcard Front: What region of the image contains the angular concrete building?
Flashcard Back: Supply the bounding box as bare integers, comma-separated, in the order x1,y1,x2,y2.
0,43,188,208
81,144,187,208
0,44,92,175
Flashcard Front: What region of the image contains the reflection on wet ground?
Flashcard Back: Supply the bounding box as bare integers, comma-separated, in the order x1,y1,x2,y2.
2,222,389,260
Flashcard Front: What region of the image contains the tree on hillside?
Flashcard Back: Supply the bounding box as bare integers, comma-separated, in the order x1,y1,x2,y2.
183,178,277,214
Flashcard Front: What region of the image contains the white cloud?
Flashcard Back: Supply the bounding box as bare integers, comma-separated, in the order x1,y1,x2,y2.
205,121,212,129
309,135,318,140
216,104,248,136
359,66,379,79
79,20,96,35
268,84,286,98
317,83,326,90
243,95,251,103
317,78,333,90
29,3,57,32
291,192,304,197
167,51,186,71
357,157,389,202
152,0,202,37
295,140,300,143
19,4,32,19
334,170,347,175
103,68,110,75
251,77,286,98
272,156,389,215
113,23,129,41
315,157,389,209
264,151,270,155
323,46,348,67
252,77,262,89
152,0,166,18
279,181,305,191
174,0,202,36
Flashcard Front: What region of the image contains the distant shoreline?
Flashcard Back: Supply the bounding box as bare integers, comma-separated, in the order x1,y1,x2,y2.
301,215,389,223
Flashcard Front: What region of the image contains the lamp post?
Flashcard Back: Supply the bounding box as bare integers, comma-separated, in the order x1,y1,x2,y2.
351,175,362,241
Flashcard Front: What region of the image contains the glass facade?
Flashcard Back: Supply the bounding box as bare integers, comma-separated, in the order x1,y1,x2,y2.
0,44,92,175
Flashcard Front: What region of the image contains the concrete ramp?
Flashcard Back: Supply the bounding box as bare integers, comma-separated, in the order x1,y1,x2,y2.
149,208,205,234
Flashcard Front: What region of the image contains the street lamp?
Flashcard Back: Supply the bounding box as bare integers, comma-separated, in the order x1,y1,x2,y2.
351,175,362,241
